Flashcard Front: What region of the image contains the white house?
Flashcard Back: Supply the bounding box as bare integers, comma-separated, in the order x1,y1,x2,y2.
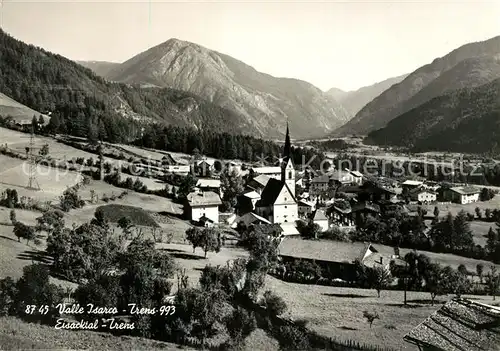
348,170,364,185
313,209,329,232
329,170,354,185
410,189,437,204
186,191,222,224
448,186,480,204
309,175,330,196
298,199,315,219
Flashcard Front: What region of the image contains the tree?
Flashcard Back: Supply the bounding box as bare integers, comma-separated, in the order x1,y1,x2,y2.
369,266,393,298
485,266,500,300
220,168,244,211
458,264,468,276
442,266,471,298
201,228,221,258
485,208,492,220
475,207,482,219
177,174,197,200
31,115,38,133
60,187,84,212
185,227,204,253
39,144,49,157
13,222,35,244
224,307,257,347
260,290,287,316
424,263,447,305
476,263,484,284
46,223,121,282
363,310,380,328
0,277,17,316
35,210,65,235
9,209,16,225
433,206,440,218
117,216,134,239
15,264,64,323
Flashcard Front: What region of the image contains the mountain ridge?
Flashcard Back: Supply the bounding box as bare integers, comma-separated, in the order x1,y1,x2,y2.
104,38,351,139
327,74,408,116
333,35,500,136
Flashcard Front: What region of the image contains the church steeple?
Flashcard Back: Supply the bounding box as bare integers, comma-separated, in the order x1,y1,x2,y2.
284,121,291,160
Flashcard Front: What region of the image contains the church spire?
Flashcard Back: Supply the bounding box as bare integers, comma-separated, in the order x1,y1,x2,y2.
284,121,291,160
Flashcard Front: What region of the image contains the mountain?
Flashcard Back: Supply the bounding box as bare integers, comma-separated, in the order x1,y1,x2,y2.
365,78,500,154
328,74,408,116
77,61,121,78
333,35,500,137
104,38,350,139
0,30,257,142
0,92,49,123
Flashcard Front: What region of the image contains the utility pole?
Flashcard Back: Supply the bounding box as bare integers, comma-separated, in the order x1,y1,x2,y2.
27,125,40,190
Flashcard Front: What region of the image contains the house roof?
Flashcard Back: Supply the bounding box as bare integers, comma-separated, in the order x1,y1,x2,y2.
196,178,221,188
232,212,271,228
450,186,480,195
313,210,328,221
251,223,283,236
402,180,424,186
329,170,353,182
243,191,261,199
280,223,300,236
199,215,214,223
351,202,380,213
298,200,315,207
404,298,500,351
196,159,215,166
256,178,296,207
252,166,282,175
187,191,222,207
278,238,396,267
311,175,330,184
349,170,364,178
252,174,271,188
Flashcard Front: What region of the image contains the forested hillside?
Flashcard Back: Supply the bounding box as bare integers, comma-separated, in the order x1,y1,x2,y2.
365,78,500,154
0,30,256,143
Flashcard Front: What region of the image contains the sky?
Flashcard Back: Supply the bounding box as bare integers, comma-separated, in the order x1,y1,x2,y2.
1,0,499,92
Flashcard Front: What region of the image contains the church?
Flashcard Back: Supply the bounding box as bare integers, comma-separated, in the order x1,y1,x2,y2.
254,124,298,230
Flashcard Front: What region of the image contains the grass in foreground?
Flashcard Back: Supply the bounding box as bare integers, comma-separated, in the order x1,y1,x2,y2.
0,317,195,350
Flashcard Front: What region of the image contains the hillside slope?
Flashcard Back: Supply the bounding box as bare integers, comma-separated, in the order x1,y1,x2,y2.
0,29,256,142
334,35,500,136
0,92,49,123
327,74,408,116
77,60,122,78
365,78,500,153
105,38,350,139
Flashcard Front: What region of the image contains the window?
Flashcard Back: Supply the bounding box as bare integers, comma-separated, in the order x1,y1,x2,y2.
288,171,292,179
285,206,287,209
284,197,287,201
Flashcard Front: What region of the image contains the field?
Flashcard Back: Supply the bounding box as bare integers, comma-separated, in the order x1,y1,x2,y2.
0,154,82,203
96,204,159,227
423,195,500,217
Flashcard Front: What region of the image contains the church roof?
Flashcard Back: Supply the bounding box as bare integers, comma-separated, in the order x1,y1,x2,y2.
256,178,296,207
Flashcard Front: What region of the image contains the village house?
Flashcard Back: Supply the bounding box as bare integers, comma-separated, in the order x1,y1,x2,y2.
298,199,315,219
401,179,424,191
195,178,221,196
246,174,271,195
186,190,222,224
409,188,437,204
250,166,282,180
309,175,330,196
404,298,500,351
348,170,364,185
231,212,271,229
329,206,356,229
278,237,402,281
329,170,355,186
312,209,329,232
195,159,215,176
446,186,480,204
